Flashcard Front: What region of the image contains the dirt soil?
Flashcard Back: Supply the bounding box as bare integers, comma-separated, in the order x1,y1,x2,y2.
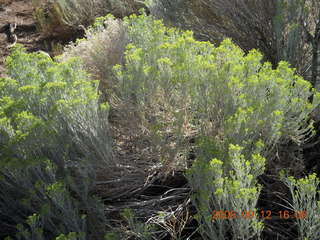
0,0,49,77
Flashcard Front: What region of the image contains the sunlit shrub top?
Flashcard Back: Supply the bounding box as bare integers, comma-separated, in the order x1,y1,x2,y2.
114,13,320,161
0,45,108,167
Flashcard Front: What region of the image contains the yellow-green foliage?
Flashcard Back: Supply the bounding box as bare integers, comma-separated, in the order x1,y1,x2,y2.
115,13,319,166
111,13,320,239
281,172,320,240
187,143,265,239
0,45,110,239
1,44,109,167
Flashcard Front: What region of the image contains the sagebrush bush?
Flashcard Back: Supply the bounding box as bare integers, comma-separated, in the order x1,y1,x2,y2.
2,44,112,168
147,0,320,85
43,12,320,239
281,172,320,240
32,0,108,35
108,13,319,239
32,0,146,39
0,45,112,239
113,13,319,168
187,143,265,239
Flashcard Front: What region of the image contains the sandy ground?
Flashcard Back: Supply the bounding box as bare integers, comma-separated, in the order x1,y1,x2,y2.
0,0,42,77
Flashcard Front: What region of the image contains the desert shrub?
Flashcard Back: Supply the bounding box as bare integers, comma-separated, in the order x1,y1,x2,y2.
52,0,144,26
62,15,128,102
2,44,112,168
108,13,320,238
114,13,319,167
187,143,265,240
281,172,320,240
147,0,278,65
32,0,108,35
148,0,320,91
121,208,155,240
32,0,146,40
57,13,320,238
0,45,111,239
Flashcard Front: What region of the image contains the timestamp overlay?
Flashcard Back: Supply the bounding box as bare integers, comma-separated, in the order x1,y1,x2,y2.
211,210,308,221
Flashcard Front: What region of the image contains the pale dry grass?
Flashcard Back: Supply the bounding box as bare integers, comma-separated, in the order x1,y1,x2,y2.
62,18,128,101
31,0,146,40
0,0,12,5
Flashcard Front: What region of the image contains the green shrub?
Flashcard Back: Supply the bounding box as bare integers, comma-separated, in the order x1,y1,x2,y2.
147,0,320,87
187,143,265,239
110,13,319,239
55,13,320,239
2,44,112,167
0,45,111,239
121,208,154,240
114,13,319,167
281,172,320,240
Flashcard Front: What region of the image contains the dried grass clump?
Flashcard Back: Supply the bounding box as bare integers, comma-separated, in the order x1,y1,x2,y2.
62,17,128,102
52,0,144,26
32,0,147,40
